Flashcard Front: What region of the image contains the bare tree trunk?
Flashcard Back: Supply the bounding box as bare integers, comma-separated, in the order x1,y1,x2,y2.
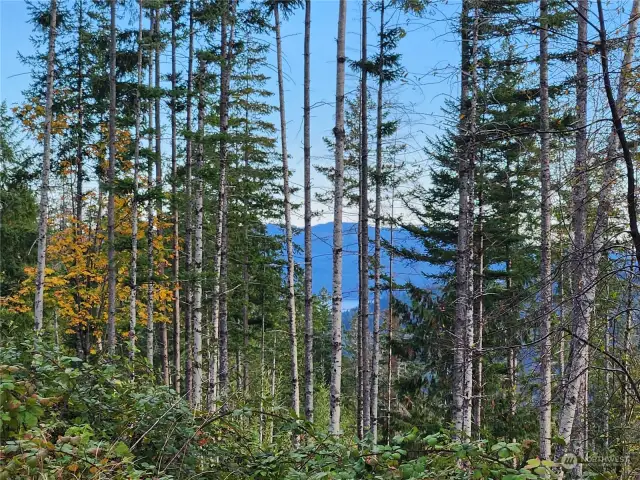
53,310,60,352
270,333,277,443
240,69,252,397
192,59,206,409
242,260,249,394
129,0,143,364
146,14,155,368
154,10,169,386
359,0,371,435
329,0,347,435
596,0,640,268
106,0,117,355
557,0,589,453
184,0,195,405
370,0,385,444
463,5,478,438
453,0,475,440
386,197,394,444
214,0,236,408
259,305,266,443
34,0,57,332
473,187,483,437
170,3,181,394
559,260,565,380
505,255,517,427
604,318,610,448
303,0,314,424
356,286,363,438
555,0,640,455
73,0,86,352
274,3,300,419
538,0,552,458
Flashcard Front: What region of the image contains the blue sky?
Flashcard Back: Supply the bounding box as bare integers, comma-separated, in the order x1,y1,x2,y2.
1,0,461,224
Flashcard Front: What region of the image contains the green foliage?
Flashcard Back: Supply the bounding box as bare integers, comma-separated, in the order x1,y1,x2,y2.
0,103,37,296
0,339,575,479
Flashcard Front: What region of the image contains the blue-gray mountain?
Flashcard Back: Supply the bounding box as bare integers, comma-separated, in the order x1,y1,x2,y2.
266,222,438,311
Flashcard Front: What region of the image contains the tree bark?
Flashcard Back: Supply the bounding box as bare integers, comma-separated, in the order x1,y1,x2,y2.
215,0,236,407
329,0,347,435
274,3,301,419
146,13,155,368
359,0,371,434
155,9,169,387
386,197,394,444
106,0,117,355
595,0,640,268
184,0,195,405
303,0,314,424
370,0,385,444
557,0,589,454
557,0,640,453
34,0,56,332
538,0,552,459
473,186,483,437
129,0,143,364
73,0,85,352
453,0,476,441
192,60,206,409
170,2,181,394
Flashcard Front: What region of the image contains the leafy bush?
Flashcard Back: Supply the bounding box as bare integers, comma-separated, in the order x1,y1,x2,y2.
0,342,587,479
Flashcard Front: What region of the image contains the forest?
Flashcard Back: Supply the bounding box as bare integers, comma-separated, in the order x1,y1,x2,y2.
1,0,640,477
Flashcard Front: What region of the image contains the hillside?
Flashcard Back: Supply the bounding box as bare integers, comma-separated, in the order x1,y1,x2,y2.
267,222,438,309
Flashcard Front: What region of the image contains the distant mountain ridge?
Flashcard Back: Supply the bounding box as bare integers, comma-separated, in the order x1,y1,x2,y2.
267,222,437,309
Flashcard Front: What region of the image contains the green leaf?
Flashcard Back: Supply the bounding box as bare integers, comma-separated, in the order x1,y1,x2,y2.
114,441,131,458
23,411,37,428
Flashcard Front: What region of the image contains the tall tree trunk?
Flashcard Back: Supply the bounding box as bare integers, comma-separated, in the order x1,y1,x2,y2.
73,0,86,356
356,285,363,438
370,0,385,444
538,0,552,459
259,304,266,443
106,0,117,355
473,186,483,436
130,0,143,364
269,333,277,443
303,0,314,424
559,254,566,380
192,59,206,409
359,0,371,434
556,0,640,453
453,0,475,440
241,69,252,396
329,0,347,435
184,0,195,405
214,0,236,407
155,10,170,386
506,255,517,427
596,0,640,267
274,3,300,419
603,317,610,448
557,0,589,454
146,13,155,368
386,197,394,444
34,0,57,332
242,261,249,394
170,3,181,394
